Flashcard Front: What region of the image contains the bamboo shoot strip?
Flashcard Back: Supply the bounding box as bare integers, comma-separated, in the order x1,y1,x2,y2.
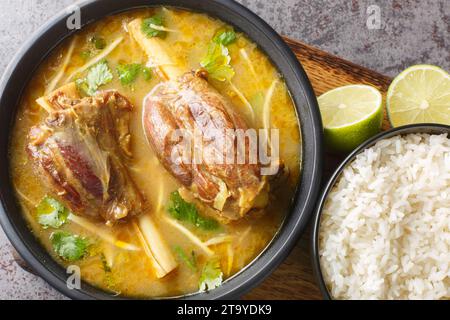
67,214,140,251
13,186,38,208
36,82,80,113
228,81,255,122
128,19,183,81
239,48,258,79
262,79,278,146
136,215,178,278
66,36,124,82
155,180,165,213
147,24,178,33
102,244,116,269
226,243,234,276
133,221,166,278
204,235,233,246
163,216,214,256
46,37,77,94
263,79,278,131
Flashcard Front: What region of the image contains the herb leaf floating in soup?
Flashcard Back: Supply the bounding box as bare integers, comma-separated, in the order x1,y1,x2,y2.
79,36,106,62
50,231,90,262
85,60,113,93
76,60,113,95
200,27,237,81
141,15,167,38
168,191,219,231
199,259,223,292
174,246,197,271
90,35,107,50
80,50,92,61
117,63,141,85
36,196,69,229
116,63,152,85
142,66,152,80
200,42,234,81
213,27,236,46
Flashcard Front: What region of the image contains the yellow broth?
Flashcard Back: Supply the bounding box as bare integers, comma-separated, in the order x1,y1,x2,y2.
9,8,301,298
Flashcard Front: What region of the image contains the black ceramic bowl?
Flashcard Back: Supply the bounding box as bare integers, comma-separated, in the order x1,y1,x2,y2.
0,0,323,299
311,123,450,300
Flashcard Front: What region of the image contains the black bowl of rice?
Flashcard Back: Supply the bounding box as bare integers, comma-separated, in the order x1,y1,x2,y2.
312,123,450,300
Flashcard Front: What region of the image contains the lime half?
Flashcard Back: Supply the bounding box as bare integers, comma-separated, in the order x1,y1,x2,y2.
387,65,450,126
318,84,383,153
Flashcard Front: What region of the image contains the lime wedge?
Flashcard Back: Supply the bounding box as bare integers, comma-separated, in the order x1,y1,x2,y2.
318,84,383,152
387,65,450,126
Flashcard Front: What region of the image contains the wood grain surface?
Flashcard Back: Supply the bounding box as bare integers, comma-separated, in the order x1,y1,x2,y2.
243,37,393,300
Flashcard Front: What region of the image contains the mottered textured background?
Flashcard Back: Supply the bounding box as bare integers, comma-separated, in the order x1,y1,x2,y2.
0,0,448,299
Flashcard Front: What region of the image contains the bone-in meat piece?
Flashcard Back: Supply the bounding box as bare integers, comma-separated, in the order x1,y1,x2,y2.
28,83,142,224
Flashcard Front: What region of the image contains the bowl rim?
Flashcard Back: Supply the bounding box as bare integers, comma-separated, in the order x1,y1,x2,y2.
0,0,323,299
311,123,450,300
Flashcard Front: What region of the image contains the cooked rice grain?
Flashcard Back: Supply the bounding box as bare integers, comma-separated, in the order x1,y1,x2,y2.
319,133,450,300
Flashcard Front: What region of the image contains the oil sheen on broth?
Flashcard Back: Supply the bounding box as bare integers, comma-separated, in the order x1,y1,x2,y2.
9,8,301,298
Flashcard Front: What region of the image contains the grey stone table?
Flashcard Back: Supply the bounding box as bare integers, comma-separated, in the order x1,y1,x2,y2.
0,0,448,300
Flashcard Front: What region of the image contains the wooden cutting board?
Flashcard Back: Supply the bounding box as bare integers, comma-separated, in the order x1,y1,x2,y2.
243,37,393,300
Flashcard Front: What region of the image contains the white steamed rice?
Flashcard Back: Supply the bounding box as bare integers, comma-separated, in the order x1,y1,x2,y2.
319,133,449,300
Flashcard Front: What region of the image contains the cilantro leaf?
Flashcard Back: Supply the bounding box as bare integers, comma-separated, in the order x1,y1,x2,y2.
50,231,89,262
75,78,90,96
142,66,152,81
90,35,106,50
36,196,69,229
77,60,113,96
167,191,220,231
213,28,236,46
200,42,235,81
141,15,166,38
174,246,197,271
86,61,113,93
80,50,92,60
116,63,141,85
199,259,223,292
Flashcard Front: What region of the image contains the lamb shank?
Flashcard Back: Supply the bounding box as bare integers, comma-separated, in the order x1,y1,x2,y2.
28,83,177,277
128,19,272,223
28,83,142,224
142,71,270,222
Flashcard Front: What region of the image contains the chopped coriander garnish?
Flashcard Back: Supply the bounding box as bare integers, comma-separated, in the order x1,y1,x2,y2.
77,60,113,96
90,35,106,50
213,28,236,46
174,246,197,271
50,231,89,262
80,50,92,60
75,78,90,96
142,66,152,81
200,42,235,81
199,26,236,81
141,15,166,38
167,191,219,231
116,63,141,85
86,61,113,93
116,63,152,86
199,259,223,292
36,196,69,229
